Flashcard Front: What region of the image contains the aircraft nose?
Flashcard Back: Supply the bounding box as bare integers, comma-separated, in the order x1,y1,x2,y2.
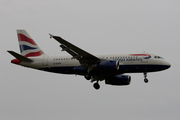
167,62,171,69
163,61,171,69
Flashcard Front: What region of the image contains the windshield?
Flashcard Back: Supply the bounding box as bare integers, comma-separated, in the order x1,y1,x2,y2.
154,56,164,59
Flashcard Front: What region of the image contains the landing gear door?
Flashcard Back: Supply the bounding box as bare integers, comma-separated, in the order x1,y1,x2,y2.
42,55,48,66
142,53,148,63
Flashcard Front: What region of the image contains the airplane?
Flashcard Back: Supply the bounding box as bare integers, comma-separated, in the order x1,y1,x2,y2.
8,30,171,90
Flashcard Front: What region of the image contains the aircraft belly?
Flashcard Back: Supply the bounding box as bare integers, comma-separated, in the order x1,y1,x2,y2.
119,64,169,73
39,66,86,75
38,63,168,76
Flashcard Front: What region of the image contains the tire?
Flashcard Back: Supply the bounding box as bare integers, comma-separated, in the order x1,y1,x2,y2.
93,82,100,90
144,78,148,83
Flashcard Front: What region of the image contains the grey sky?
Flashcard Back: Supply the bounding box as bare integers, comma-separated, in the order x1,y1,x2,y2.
1,0,179,120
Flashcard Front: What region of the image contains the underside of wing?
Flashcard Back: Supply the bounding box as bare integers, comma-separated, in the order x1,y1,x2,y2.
49,34,100,66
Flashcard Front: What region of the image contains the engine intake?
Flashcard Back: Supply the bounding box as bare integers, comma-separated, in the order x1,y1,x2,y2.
105,75,131,85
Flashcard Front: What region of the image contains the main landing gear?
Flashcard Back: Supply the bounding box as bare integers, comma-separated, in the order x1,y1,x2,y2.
144,72,148,83
84,74,91,80
84,74,100,90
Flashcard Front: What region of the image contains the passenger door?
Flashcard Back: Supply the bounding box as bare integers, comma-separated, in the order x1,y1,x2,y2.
42,55,48,66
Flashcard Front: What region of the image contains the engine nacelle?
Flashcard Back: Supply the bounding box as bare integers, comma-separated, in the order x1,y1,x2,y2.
105,75,131,85
93,60,119,71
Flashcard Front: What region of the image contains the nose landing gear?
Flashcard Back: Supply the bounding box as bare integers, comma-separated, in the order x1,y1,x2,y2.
144,72,148,83
144,78,148,83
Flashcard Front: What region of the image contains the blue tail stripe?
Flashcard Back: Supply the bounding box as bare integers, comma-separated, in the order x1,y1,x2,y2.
19,45,37,53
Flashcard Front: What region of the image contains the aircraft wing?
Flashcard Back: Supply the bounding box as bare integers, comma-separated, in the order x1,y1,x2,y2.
49,34,100,65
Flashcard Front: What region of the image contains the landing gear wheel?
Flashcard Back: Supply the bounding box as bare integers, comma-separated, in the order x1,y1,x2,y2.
144,78,148,83
93,82,100,90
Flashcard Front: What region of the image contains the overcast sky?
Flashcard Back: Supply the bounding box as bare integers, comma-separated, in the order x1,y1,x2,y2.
1,0,179,120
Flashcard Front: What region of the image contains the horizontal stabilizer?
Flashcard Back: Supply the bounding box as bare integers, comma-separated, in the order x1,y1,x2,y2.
7,51,33,63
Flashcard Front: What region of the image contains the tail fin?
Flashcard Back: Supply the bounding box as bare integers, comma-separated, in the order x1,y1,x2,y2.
17,30,44,57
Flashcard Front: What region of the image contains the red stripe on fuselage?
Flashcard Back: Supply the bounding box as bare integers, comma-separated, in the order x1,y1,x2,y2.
24,51,44,57
18,34,37,45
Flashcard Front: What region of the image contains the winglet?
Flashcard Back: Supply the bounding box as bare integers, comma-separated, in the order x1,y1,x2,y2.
49,34,64,41
49,34,54,39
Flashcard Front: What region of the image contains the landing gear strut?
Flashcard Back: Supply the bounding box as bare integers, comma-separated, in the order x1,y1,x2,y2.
144,72,148,83
93,82,100,90
84,74,91,80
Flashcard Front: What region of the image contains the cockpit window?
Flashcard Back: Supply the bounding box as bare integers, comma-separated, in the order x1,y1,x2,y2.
154,56,163,59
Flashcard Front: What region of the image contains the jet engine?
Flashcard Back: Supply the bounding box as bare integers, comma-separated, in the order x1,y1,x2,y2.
92,60,119,71
105,75,131,85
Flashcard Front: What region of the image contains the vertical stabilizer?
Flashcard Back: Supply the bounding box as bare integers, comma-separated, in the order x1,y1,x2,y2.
17,30,44,57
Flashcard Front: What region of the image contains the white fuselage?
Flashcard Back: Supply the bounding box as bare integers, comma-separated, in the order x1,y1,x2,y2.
18,53,170,76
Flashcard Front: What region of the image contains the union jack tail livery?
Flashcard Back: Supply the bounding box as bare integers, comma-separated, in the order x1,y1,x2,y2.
17,30,44,57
